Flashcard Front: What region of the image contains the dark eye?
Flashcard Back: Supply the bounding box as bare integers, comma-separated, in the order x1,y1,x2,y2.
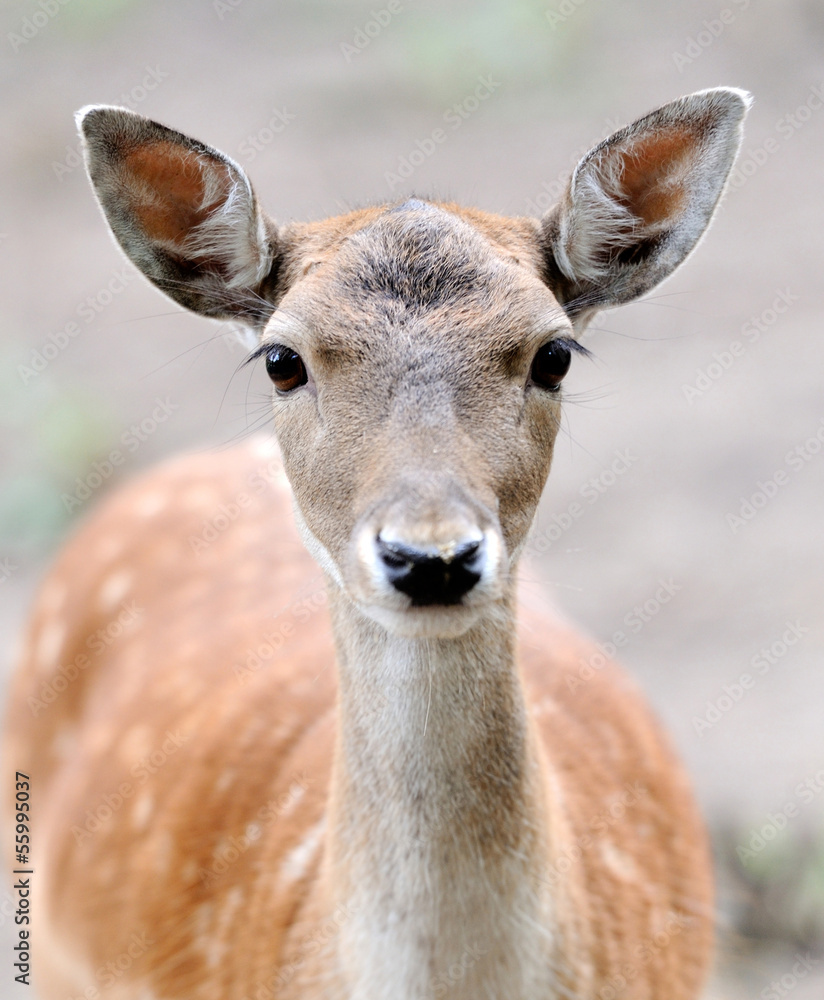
530,339,572,392
265,345,307,393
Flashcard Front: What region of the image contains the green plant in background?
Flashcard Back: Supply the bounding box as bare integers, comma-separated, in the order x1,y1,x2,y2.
0,358,116,558
6,0,140,55
727,821,824,952
377,0,580,105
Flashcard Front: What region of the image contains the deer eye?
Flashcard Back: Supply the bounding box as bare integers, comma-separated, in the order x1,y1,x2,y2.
530,339,572,392
265,345,307,393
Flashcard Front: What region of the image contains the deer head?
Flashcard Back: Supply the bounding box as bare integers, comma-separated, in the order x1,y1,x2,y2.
78,89,749,639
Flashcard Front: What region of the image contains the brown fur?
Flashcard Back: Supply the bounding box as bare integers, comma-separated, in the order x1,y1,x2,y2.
4,88,750,999
6,441,711,999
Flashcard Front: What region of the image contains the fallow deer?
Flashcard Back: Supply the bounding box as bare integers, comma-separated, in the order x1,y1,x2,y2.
5,87,750,999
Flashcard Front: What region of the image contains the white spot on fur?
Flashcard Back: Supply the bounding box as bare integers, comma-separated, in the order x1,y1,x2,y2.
97,569,133,610
599,839,640,883
207,885,244,968
134,490,167,518
35,619,66,672
181,858,199,883
215,769,235,793
132,794,154,830
96,858,117,884
52,723,75,761
279,819,325,886
184,485,220,511
279,781,306,819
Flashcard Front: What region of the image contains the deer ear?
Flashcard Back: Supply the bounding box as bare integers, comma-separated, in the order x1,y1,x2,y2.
77,105,277,328
541,88,751,317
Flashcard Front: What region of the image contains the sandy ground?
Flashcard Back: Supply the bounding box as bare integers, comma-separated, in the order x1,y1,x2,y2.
1,1,823,997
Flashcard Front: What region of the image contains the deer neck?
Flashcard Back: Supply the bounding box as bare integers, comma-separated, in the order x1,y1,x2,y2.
320,585,561,999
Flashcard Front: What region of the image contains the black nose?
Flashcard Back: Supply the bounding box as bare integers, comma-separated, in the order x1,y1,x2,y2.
376,536,484,606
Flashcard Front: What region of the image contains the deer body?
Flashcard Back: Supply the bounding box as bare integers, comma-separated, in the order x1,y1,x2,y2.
5,88,749,999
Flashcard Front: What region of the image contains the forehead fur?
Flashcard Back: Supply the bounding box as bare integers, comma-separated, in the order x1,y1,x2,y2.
282,199,546,296
274,200,557,357
338,200,510,311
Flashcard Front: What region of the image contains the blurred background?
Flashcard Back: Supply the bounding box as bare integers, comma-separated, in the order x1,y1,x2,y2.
1,1,822,996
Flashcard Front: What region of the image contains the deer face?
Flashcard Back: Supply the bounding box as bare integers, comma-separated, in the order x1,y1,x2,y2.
260,201,576,634
77,88,749,635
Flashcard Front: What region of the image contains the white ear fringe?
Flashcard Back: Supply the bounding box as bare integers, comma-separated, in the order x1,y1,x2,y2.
182,155,273,290
553,87,752,289
555,167,639,284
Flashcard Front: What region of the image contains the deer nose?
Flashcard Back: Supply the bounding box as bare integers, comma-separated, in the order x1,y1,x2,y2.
375,535,485,606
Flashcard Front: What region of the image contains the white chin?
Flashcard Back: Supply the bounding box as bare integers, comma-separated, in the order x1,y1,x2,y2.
361,602,483,639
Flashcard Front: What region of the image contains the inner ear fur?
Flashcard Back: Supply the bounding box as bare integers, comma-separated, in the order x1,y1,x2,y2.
78,105,277,326
541,87,752,316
